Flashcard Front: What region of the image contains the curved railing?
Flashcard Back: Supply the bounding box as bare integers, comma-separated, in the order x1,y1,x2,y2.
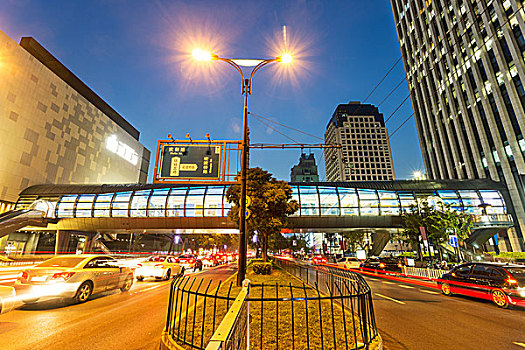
162,260,379,350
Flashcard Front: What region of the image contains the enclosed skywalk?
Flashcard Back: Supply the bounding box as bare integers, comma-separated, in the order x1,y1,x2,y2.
2,180,513,253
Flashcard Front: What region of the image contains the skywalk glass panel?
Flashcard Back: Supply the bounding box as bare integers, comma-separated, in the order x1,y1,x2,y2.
318,186,340,215
186,187,206,217
75,194,96,218
57,195,77,218
357,189,379,215
204,186,224,217
167,187,187,217
131,190,151,217
112,192,132,217
299,186,319,216
436,190,462,210
223,196,232,216
148,188,170,217
478,190,506,214
290,186,300,216
398,191,417,212
94,193,113,217
378,190,400,215
458,190,482,214
338,187,359,215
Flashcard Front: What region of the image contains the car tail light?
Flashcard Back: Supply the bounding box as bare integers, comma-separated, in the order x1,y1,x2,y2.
137,264,143,267
507,277,518,285
51,272,76,281
154,264,164,268
379,263,386,268
17,271,28,281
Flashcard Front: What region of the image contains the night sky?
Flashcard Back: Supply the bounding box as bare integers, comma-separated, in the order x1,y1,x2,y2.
0,0,424,181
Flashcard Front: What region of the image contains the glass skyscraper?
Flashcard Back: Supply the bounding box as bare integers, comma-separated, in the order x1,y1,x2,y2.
390,0,525,251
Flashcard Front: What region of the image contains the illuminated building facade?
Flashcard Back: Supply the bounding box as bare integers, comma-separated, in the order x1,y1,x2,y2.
390,0,525,251
0,30,149,253
324,102,395,182
0,30,149,209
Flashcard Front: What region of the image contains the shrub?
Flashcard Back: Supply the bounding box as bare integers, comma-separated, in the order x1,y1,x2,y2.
250,258,273,264
252,262,272,275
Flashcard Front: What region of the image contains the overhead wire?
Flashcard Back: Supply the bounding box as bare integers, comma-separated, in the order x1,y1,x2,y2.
363,56,403,102
250,2,499,174
386,0,508,138
250,113,324,141
378,78,407,107
251,116,301,144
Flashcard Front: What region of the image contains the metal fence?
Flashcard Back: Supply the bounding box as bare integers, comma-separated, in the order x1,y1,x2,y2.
163,260,379,350
163,276,239,350
206,280,250,350
275,259,379,349
402,266,444,280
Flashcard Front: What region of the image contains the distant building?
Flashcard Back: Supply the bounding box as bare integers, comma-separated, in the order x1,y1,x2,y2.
324,102,395,181
291,153,319,182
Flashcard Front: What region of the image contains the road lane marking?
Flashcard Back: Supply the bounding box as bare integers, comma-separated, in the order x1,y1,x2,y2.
421,290,439,295
399,285,414,289
513,342,525,348
374,293,406,305
137,282,171,293
382,281,394,284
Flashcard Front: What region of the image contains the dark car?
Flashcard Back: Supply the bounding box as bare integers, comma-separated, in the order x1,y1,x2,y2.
360,257,403,273
176,255,203,272
438,262,525,308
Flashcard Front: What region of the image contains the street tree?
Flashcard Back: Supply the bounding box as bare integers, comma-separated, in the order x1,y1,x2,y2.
226,167,299,262
342,231,366,252
400,199,473,261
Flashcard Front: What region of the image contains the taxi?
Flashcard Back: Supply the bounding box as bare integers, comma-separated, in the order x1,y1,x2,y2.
134,256,184,281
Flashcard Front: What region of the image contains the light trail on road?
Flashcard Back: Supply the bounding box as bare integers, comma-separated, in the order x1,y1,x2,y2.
0,263,236,350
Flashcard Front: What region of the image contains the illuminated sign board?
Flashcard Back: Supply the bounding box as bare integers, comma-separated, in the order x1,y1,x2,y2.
158,144,222,180
106,135,139,165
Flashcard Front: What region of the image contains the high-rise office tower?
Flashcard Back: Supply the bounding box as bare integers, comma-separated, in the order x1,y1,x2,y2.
390,0,525,251
291,153,320,182
324,102,395,182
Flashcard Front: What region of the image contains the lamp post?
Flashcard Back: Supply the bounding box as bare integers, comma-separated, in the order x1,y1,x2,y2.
193,49,292,286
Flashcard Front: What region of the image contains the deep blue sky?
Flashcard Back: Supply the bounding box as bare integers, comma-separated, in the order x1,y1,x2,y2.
0,0,424,182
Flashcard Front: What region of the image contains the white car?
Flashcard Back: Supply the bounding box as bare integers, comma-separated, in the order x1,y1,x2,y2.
134,256,184,281
16,255,134,304
0,285,16,314
337,257,362,269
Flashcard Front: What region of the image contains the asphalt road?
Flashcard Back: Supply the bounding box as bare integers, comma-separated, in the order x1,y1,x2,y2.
0,263,237,350
362,273,525,350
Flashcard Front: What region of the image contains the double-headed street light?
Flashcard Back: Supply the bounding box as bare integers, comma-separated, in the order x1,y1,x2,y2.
193,48,292,286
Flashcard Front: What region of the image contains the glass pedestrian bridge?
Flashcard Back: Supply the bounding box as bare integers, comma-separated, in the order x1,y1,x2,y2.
3,180,513,253
14,180,509,220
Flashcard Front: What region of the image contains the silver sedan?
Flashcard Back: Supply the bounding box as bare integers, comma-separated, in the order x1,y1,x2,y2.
15,254,134,304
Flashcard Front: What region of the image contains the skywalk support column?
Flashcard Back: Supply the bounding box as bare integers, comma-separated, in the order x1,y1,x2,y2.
83,233,95,254
55,230,70,255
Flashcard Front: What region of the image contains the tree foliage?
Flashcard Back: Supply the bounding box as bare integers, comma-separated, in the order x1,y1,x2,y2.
226,167,299,262
341,231,366,252
400,199,473,260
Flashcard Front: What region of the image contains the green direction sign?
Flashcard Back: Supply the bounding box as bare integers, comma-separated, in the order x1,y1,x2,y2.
159,144,222,179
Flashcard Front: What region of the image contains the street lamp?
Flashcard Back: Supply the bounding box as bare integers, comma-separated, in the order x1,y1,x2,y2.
193,48,292,286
